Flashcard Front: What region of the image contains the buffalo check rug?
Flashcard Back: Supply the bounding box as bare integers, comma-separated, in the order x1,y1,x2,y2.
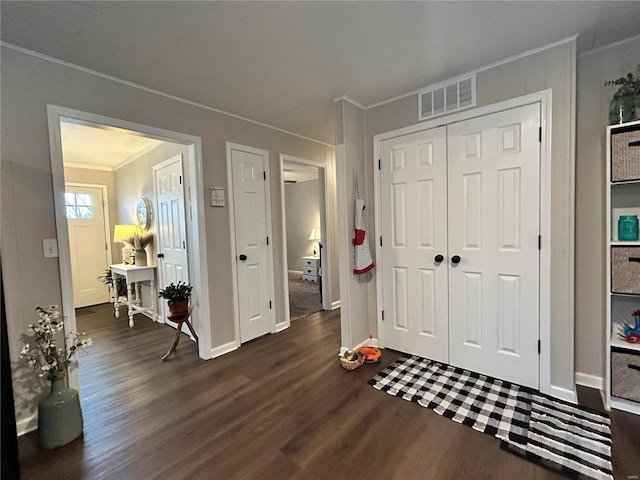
369,356,613,480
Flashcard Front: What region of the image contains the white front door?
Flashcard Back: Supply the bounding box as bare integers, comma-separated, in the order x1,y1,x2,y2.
154,155,189,328
379,126,449,363
65,185,110,307
229,144,275,343
447,103,540,388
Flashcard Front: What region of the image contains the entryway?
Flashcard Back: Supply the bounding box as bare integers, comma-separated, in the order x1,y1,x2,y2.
48,105,212,398
377,101,546,389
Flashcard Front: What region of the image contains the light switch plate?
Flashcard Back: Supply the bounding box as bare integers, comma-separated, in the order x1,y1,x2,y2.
43,239,59,258
209,186,225,207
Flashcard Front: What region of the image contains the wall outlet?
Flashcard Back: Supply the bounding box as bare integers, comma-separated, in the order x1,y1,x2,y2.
43,239,59,258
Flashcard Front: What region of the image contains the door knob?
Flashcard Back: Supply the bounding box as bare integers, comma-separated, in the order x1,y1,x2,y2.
434,254,444,263
451,255,461,264
157,253,164,259
239,254,247,261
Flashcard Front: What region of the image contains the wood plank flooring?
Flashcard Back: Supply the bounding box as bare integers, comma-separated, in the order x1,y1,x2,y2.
18,304,640,479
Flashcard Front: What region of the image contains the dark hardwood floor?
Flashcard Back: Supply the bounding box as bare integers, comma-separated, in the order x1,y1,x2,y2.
17,304,640,479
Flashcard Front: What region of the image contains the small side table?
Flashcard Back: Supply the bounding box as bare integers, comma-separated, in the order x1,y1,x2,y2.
110,264,157,328
162,306,198,361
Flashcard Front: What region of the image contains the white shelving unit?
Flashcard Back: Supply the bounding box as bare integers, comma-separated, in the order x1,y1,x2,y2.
605,119,640,415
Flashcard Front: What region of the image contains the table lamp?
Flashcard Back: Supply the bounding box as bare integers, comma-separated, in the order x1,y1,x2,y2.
308,227,321,256
113,224,137,264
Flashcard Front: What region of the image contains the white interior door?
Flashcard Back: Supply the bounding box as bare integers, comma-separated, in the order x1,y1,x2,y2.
379,126,449,363
154,155,189,329
65,185,110,307
447,103,540,388
230,145,275,343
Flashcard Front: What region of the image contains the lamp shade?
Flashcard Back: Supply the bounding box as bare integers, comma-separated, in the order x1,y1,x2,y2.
308,228,321,241
113,224,137,243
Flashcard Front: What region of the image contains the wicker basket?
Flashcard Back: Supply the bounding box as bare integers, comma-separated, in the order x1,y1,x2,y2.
340,350,365,371
611,246,640,294
611,128,640,182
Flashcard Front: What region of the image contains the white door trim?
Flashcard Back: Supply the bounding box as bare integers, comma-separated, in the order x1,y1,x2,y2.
64,182,113,269
226,142,276,346
278,154,331,330
47,105,212,397
373,89,554,396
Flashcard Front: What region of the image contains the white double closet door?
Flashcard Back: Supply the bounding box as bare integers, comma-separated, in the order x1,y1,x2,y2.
379,103,541,388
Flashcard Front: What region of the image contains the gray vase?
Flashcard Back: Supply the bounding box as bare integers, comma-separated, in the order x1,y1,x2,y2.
38,373,83,449
609,92,636,125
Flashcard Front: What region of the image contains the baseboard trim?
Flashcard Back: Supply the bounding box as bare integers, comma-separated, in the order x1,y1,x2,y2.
331,300,341,310
17,415,37,436
340,336,379,356
275,322,290,333
575,372,603,390
210,340,239,359
548,384,577,404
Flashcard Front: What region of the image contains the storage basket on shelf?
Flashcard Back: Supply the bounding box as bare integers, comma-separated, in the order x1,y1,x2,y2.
611,246,640,295
611,347,640,402
611,128,640,182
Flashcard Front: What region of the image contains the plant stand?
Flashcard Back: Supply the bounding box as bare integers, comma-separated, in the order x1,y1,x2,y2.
162,306,197,361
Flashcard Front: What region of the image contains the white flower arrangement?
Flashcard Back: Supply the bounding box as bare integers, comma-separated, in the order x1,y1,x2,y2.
20,305,92,381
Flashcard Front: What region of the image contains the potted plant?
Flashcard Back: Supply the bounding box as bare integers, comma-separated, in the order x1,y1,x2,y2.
98,269,127,298
158,281,192,315
605,64,640,124
20,305,92,449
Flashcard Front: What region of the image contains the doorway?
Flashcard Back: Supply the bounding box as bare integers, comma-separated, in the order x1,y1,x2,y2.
374,91,553,394
227,143,276,344
279,154,330,326
378,103,541,388
153,154,190,335
48,105,212,395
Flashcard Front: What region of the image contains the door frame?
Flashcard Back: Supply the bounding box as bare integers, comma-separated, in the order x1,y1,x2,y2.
278,154,331,329
373,90,553,396
47,105,213,395
226,142,276,346
64,181,113,284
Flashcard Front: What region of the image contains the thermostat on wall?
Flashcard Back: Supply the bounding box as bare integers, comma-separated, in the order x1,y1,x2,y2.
209,186,225,207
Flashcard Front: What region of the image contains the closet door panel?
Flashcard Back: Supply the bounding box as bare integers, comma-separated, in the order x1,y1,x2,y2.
447,103,540,389
380,126,449,362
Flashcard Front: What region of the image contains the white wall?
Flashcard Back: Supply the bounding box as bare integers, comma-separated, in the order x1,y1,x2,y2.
1,45,336,433
285,179,320,270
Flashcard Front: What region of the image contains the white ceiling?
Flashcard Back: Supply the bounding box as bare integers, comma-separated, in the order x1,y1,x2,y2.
283,162,319,184
3,1,640,146
60,121,162,170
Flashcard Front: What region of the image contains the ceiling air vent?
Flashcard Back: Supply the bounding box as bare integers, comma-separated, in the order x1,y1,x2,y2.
418,75,476,121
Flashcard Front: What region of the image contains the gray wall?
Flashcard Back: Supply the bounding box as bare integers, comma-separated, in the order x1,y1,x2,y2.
1,45,337,432
285,179,320,271
113,141,190,262
575,36,640,382
336,99,372,351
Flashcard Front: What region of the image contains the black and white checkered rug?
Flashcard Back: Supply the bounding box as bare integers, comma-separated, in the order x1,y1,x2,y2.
369,356,613,480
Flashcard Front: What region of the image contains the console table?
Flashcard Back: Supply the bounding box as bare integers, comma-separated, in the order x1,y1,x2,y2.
110,264,157,328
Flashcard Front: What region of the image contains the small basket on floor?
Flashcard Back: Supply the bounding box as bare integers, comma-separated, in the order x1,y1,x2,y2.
340,349,365,371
